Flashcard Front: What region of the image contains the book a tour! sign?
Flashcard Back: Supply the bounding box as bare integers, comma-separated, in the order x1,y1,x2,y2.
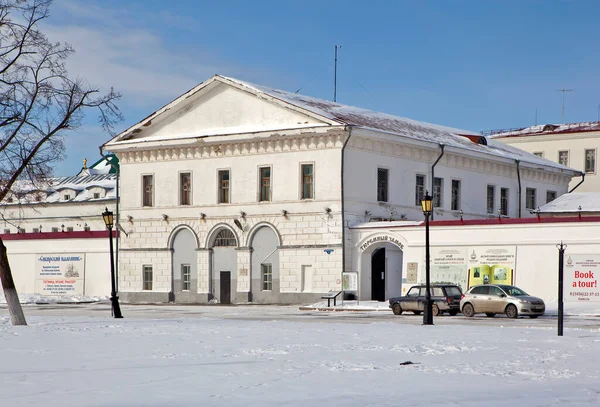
35,254,85,296
564,254,600,302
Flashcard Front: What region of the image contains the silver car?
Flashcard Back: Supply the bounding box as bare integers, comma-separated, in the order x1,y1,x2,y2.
460,284,545,318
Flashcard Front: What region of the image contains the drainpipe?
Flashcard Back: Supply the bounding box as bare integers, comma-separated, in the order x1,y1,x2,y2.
569,172,585,193
340,126,353,299
99,147,120,293
515,160,522,218
430,144,445,220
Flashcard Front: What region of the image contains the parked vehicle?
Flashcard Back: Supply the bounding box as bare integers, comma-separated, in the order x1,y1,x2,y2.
389,284,463,316
460,284,545,319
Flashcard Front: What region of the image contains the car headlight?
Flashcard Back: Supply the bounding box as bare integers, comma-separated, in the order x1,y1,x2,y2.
519,299,530,304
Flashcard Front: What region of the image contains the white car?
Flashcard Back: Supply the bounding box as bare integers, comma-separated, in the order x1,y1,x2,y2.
460,284,545,318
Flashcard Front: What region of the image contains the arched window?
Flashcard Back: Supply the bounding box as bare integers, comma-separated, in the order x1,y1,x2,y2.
214,229,236,247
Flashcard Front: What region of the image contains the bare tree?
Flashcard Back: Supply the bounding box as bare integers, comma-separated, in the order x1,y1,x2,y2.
0,0,122,325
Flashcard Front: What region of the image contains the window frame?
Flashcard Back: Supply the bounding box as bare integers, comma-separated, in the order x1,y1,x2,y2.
451,179,461,211
526,187,537,210
142,174,154,207
179,171,192,206
181,264,191,291
217,169,231,204
377,167,389,202
143,265,153,291
585,148,596,174
432,177,443,208
486,185,495,214
262,263,273,291
500,187,509,216
300,163,314,200
415,174,426,206
258,165,272,202
558,150,569,167
546,190,557,204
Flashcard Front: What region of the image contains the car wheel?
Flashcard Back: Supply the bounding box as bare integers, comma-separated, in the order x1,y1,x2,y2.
413,311,422,315
449,310,459,316
432,304,440,316
462,303,475,317
529,315,538,319
485,312,496,318
505,304,518,318
392,303,403,315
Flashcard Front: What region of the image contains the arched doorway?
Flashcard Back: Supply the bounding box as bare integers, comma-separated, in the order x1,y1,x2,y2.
211,228,238,304
250,226,280,303
171,228,198,302
359,240,404,302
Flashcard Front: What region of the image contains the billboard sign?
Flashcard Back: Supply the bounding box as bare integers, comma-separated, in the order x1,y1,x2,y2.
564,254,600,302
35,254,85,296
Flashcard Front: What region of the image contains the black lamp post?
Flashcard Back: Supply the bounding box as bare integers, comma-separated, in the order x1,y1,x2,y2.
102,207,123,318
421,191,434,325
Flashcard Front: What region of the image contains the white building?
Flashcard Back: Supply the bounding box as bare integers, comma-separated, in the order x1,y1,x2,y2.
0,157,118,298
103,75,579,304
489,122,595,192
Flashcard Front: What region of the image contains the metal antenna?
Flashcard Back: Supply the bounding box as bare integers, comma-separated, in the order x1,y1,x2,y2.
535,107,537,125
597,104,599,122
557,89,573,123
334,45,341,102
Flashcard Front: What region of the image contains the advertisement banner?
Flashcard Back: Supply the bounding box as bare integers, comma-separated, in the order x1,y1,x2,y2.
430,248,469,291
564,254,600,302
467,246,515,289
35,254,85,296
342,272,358,291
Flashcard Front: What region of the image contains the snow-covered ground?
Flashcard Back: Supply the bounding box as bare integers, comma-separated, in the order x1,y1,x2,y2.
1,304,599,406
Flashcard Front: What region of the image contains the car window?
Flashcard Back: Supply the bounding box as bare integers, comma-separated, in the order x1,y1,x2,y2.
445,286,462,296
499,285,528,296
489,286,504,296
406,287,419,297
432,287,444,296
470,286,489,295
419,287,429,296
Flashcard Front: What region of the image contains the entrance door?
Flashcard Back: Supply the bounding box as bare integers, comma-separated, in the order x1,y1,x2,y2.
220,271,231,304
371,248,386,301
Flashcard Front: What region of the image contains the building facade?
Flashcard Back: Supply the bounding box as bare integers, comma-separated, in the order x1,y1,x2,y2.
103,75,579,304
490,122,595,192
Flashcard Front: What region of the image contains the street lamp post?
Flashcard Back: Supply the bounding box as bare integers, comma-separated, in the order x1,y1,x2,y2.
102,207,123,318
421,191,434,325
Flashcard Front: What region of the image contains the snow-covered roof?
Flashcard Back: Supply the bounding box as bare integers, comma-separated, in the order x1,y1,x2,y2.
105,75,580,175
537,192,600,213
488,122,600,138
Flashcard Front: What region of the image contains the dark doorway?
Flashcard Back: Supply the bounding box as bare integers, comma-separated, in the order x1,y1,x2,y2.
220,271,231,304
371,248,386,301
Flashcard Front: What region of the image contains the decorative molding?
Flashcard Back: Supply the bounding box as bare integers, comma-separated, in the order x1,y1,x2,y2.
279,244,343,249
117,132,346,164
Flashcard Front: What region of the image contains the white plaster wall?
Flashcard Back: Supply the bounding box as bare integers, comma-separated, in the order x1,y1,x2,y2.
496,132,595,192
2,238,112,297
344,140,570,224
351,220,600,310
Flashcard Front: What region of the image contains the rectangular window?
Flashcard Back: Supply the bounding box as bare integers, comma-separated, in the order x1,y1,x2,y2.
585,149,596,173
558,150,569,166
143,265,153,291
218,170,230,203
181,264,191,291
415,174,426,206
64,194,71,201
533,152,543,157
32,228,40,233
142,175,153,207
301,164,314,199
377,168,389,202
526,187,537,210
179,172,191,205
486,185,495,214
451,180,461,211
432,177,443,208
259,167,271,202
262,264,273,291
93,192,100,199
500,188,509,216
3,229,10,234
51,227,59,233
546,190,557,203
66,227,74,232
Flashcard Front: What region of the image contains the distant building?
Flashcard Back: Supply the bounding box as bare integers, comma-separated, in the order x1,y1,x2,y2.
489,122,594,192
103,75,580,304
0,156,118,298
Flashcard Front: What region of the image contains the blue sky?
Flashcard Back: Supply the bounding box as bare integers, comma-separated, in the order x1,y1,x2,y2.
46,0,600,175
